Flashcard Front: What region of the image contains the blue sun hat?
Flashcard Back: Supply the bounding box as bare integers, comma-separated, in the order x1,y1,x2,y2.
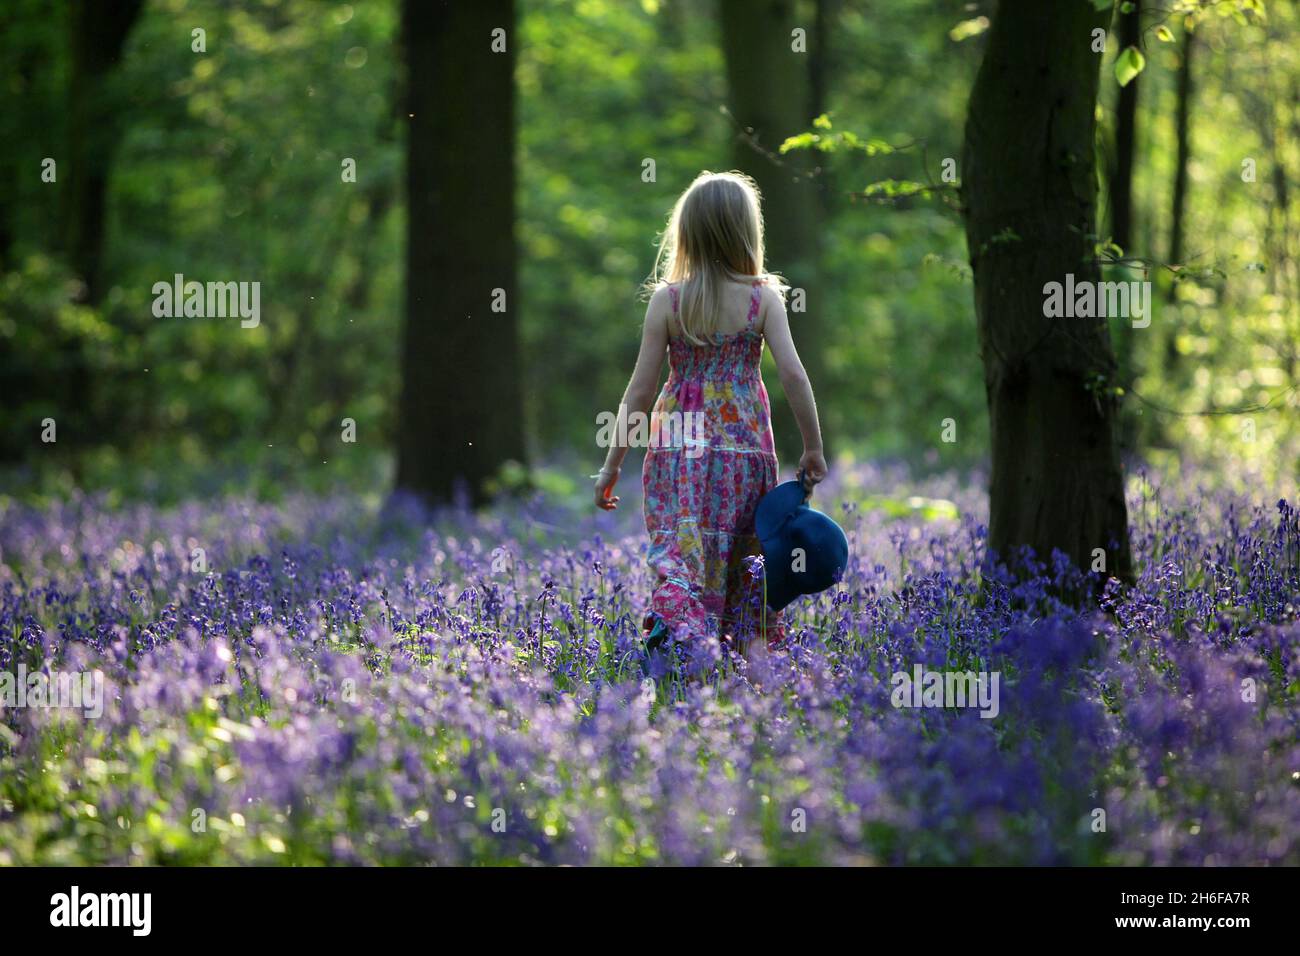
755,469,849,612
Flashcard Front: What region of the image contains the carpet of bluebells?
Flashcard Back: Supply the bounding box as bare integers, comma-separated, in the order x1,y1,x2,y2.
1,461,1297,866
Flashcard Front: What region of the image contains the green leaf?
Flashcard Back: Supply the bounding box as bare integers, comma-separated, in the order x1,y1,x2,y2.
1115,45,1145,87
1155,25,1175,42
861,179,931,200
948,17,989,42
778,131,819,154
1091,0,1114,11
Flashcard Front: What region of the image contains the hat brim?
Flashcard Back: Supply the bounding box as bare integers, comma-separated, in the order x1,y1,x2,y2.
756,479,809,543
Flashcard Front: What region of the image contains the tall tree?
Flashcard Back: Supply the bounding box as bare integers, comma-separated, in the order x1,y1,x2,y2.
1167,25,1194,274
807,0,837,220
64,0,143,303
1164,24,1194,382
719,0,823,458
807,0,834,125
397,0,524,506
962,0,1133,582
1110,0,1141,253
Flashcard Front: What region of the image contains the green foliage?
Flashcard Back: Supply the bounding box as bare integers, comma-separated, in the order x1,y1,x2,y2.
0,0,1295,497
1096,0,1298,474
2,0,401,488
779,116,902,157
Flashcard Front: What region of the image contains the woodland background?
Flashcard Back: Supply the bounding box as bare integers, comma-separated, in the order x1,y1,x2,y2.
0,0,1294,512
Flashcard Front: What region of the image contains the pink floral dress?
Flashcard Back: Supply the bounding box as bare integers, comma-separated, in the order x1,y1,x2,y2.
642,279,783,646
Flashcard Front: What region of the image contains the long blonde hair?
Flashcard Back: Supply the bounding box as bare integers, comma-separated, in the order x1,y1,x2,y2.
644,170,787,345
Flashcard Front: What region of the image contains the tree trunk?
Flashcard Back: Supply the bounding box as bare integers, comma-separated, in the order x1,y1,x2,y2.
64,0,143,303
396,0,524,507
719,0,823,461
1110,0,1141,253
808,0,834,125
961,0,1133,583
808,0,837,220
1164,23,1194,380
1168,26,1194,278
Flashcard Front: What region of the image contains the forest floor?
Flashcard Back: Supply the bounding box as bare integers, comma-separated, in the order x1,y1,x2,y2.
0,459,1297,864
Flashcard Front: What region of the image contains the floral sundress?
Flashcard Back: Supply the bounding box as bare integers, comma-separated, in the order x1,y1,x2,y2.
642,279,783,647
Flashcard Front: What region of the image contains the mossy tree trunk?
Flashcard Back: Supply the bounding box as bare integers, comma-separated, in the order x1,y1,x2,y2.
962,0,1133,583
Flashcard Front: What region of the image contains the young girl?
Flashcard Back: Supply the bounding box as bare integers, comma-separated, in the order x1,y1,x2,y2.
593,170,826,658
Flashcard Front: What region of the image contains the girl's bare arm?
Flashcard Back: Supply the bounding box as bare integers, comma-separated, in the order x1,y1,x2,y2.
761,288,827,482
594,288,670,508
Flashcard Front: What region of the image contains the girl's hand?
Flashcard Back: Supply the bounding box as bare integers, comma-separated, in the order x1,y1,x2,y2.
593,467,620,510
798,448,828,488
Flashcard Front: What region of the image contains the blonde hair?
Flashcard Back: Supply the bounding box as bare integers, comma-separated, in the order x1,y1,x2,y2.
644,170,787,345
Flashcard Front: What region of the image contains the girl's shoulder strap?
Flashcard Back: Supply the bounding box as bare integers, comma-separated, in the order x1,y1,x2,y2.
666,282,680,315
746,280,763,330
